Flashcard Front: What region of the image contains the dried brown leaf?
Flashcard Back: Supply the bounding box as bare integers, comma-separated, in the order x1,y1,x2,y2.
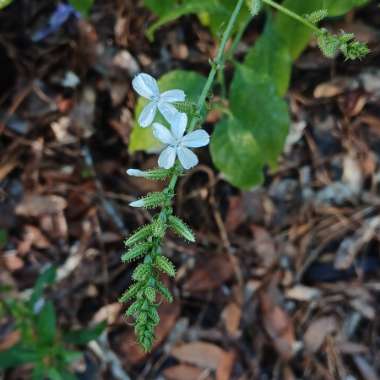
171,342,226,370
304,316,338,353
183,255,234,293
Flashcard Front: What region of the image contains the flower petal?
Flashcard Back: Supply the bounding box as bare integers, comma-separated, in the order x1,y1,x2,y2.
126,169,145,177
138,101,157,127
160,89,186,103
129,199,145,208
171,112,187,140
132,73,159,99
158,101,180,124
152,123,175,145
158,146,176,169
182,129,210,148
177,146,198,169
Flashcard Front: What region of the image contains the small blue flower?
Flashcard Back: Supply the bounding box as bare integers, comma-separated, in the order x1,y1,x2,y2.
132,73,185,127
153,113,209,170
32,3,80,42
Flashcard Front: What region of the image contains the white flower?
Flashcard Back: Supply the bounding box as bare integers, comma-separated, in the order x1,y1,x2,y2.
126,169,146,177
153,113,209,170
132,73,185,127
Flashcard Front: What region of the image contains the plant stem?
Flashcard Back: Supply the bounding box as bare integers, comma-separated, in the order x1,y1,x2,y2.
263,0,320,33
167,0,245,192
189,0,246,133
227,13,252,61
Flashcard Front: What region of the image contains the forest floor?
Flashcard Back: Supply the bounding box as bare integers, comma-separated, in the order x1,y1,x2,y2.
1,1,380,379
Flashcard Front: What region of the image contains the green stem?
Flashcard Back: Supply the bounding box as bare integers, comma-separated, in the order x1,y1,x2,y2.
166,0,245,192
226,13,252,61
189,0,246,133
263,0,320,33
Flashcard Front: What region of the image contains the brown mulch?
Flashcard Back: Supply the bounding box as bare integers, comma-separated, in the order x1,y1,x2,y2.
1,1,380,379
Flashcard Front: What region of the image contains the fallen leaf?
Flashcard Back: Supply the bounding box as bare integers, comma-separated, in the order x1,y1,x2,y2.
0,330,20,351
250,225,277,267
304,316,338,353
260,291,297,361
164,364,211,380
222,302,241,337
183,255,234,293
2,251,23,272
225,196,246,232
171,341,226,370
92,303,122,325
16,195,67,217
216,350,235,380
285,285,321,301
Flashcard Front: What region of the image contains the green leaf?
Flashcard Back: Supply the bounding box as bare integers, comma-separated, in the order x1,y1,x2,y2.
198,0,250,37
146,0,223,40
68,0,94,17
275,0,323,59
63,321,106,345
323,0,369,16
30,266,56,307
0,229,7,248
143,0,176,17
36,301,56,344
244,15,292,96
211,117,264,189
0,345,38,369
0,0,12,10
211,65,290,189
47,368,63,380
32,364,47,380
130,70,206,153
60,349,82,364
229,65,290,166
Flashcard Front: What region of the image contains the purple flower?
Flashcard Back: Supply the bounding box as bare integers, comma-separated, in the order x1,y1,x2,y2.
32,3,80,42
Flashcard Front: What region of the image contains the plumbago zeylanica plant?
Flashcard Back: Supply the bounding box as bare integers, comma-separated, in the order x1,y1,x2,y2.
121,0,369,351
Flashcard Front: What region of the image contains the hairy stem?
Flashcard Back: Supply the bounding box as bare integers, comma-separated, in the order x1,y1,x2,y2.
167,0,245,193
263,0,320,33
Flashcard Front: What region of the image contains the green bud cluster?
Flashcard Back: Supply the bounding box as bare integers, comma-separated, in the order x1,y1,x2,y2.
122,167,197,352
317,28,369,60
174,100,200,119
247,0,262,16
305,9,328,24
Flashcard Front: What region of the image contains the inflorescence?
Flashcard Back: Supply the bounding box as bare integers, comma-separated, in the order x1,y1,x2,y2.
121,73,209,352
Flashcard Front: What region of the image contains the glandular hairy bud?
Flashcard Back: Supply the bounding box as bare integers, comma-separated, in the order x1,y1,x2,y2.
124,224,153,246
305,9,328,24
121,243,152,262
129,192,168,209
168,215,195,242
127,168,171,181
248,0,262,16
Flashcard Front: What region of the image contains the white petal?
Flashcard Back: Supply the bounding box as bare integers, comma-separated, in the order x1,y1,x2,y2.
130,199,145,207
138,102,157,127
171,112,187,140
182,129,210,148
132,73,159,99
158,146,176,169
152,123,175,144
127,169,145,177
177,146,198,169
160,89,186,103
158,101,180,124
33,298,45,314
